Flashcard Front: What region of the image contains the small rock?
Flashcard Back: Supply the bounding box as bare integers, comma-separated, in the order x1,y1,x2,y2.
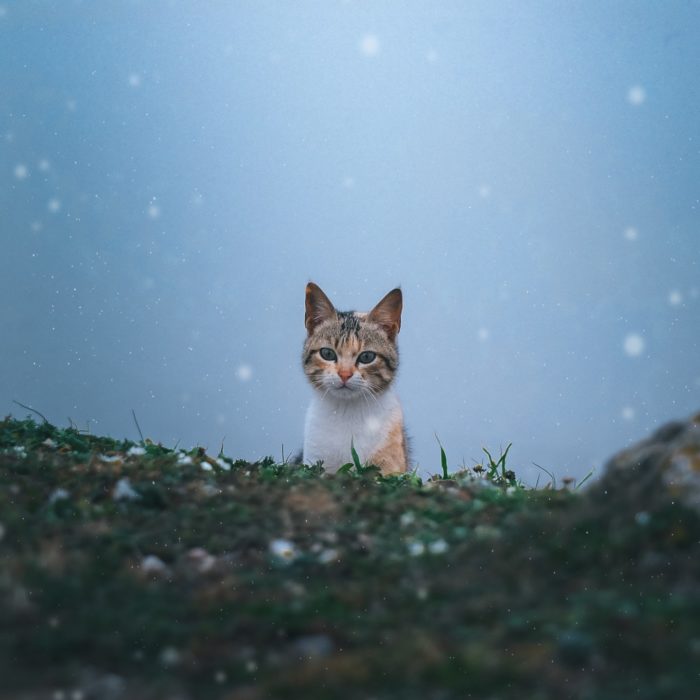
595,411,700,514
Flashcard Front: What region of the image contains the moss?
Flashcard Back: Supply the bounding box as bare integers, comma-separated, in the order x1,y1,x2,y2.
1,416,699,699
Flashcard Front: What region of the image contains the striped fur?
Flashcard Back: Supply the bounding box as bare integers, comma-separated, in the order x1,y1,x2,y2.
302,282,408,474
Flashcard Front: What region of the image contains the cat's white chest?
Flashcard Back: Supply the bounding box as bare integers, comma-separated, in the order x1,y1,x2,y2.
303,390,401,472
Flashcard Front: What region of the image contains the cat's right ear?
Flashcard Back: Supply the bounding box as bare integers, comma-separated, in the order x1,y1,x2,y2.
305,282,336,335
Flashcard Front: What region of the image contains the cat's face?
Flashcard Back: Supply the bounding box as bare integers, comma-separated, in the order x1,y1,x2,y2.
302,283,402,401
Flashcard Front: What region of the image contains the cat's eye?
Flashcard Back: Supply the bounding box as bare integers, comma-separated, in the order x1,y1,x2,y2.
319,347,337,361
357,351,376,364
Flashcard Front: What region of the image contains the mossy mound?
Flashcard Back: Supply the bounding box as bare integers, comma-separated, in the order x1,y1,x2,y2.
1,415,699,699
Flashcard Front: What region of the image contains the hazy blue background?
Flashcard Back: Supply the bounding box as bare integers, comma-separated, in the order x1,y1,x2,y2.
2,1,699,482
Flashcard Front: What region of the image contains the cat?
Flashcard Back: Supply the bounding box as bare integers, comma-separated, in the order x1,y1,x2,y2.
302,282,408,475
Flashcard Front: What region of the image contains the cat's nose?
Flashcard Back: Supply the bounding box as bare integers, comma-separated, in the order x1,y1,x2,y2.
338,368,354,384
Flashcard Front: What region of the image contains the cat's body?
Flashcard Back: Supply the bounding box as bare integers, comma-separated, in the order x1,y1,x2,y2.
301,283,408,475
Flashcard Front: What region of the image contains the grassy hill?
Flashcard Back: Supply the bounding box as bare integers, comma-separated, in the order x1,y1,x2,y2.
1,415,698,699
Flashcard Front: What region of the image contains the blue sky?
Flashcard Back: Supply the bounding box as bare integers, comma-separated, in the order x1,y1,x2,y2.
1,1,698,480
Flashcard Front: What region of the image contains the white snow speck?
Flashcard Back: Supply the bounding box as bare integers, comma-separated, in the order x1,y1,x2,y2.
216,457,231,471
426,48,438,63
317,548,339,564
49,488,70,504
147,203,161,219
159,646,181,667
407,540,425,557
359,33,380,57
42,438,57,449
623,333,645,357
113,477,141,501
14,164,28,180
668,290,683,306
623,226,639,241
236,364,253,382
0,6,7,19
621,406,635,421
142,555,168,574
634,511,651,526
38,158,50,172
128,73,142,87
478,184,491,199
48,198,62,213
342,175,355,189
627,85,646,106
365,416,381,433
428,538,449,555
269,538,298,562
214,670,227,684
477,327,490,342
400,511,416,527
127,445,146,457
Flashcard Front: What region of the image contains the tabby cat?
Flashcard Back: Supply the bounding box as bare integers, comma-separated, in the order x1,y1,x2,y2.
302,282,408,474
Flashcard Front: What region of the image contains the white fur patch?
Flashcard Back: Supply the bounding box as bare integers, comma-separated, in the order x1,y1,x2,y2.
303,389,402,472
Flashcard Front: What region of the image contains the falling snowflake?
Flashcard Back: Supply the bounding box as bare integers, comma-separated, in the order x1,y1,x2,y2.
623,333,645,357
359,34,380,57
14,164,28,180
0,6,7,18
407,540,425,557
478,184,491,199
38,158,50,172
623,226,638,241
236,364,253,382
668,290,683,306
477,327,490,342
128,73,142,88
47,198,62,213
342,175,355,189
627,85,647,106
147,203,161,219
426,48,438,63
621,406,635,421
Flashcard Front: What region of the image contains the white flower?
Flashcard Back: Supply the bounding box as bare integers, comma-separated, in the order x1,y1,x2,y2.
407,540,425,557
127,445,146,457
113,477,141,502
42,438,57,449
318,548,339,564
216,457,231,471
270,538,298,563
200,461,213,471
400,511,416,527
49,488,70,504
141,555,167,574
177,453,193,466
428,538,449,555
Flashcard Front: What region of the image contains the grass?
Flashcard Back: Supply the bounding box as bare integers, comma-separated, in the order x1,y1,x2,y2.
1,415,699,699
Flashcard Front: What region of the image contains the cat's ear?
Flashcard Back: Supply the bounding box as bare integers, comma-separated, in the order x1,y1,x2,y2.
368,288,402,342
305,282,336,335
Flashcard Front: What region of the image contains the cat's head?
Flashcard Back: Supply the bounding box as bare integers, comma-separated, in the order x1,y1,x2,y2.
302,282,402,401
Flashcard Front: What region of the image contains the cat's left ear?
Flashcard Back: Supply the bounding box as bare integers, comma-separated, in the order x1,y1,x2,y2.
368,288,402,342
